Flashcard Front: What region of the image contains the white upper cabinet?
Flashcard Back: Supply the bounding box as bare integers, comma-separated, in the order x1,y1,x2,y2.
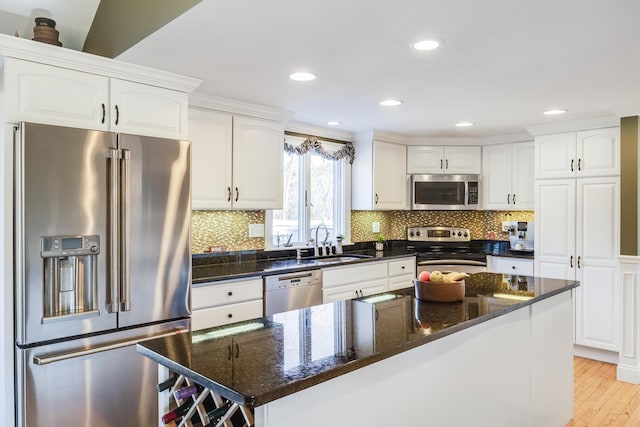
189,108,284,210
352,139,407,210
535,127,619,179
407,146,481,174
232,116,284,210
482,141,534,210
5,58,189,139
189,107,233,209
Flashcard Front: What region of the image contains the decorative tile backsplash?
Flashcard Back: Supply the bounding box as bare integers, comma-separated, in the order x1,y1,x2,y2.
350,210,534,242
191,209,534,253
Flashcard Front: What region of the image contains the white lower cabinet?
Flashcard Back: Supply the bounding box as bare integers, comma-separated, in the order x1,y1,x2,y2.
489,256,534,276
192,277,263,330
322,257,416,303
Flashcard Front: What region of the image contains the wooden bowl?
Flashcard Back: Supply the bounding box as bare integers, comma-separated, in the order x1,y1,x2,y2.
414,279,465,302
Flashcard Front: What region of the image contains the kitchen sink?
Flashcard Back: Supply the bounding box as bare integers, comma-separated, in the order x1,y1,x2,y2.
311,255,372,264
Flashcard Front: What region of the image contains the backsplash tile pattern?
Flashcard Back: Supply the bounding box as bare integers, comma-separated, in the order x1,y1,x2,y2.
192,209,534,253
350,210,534,242
192,210,265,253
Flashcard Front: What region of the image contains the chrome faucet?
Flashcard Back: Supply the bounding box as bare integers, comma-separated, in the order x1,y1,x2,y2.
315,223,329,256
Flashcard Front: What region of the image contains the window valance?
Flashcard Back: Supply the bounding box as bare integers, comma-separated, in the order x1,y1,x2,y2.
284,136,355,164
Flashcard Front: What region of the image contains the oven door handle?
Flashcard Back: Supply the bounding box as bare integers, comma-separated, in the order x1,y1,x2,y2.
418,259,487,266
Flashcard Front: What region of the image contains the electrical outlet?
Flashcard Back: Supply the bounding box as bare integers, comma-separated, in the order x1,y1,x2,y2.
502,222,510,232
248,223,265,238
372,222,381,233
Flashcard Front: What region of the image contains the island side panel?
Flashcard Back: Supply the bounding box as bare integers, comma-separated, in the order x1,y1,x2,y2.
531,291,574,427
255,306,532,427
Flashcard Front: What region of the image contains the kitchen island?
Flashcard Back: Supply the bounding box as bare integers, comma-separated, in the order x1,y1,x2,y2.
138,273,577,427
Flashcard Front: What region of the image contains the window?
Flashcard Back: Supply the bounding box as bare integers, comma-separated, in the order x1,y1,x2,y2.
267,134,352,248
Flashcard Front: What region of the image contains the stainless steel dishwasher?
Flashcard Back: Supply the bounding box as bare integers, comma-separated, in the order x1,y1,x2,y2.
264,270,323,315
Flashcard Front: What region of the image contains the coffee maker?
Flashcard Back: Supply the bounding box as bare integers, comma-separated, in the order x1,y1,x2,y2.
508,221,534,252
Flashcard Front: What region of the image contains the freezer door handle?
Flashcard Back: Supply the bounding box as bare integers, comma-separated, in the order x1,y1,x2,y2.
106,148,120,313
32,329,187,366
120,149,131,312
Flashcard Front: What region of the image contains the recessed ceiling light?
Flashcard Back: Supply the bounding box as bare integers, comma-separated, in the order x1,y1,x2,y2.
456,122,474,127
289,72,317,82
379,99,403,107
411,39,441,51
543,109,567,115
327,121,340,126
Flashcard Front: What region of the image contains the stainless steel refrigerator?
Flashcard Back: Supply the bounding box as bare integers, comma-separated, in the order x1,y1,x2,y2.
14,122,191,426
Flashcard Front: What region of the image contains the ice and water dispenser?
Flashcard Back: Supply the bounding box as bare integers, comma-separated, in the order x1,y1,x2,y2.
41,235,100,322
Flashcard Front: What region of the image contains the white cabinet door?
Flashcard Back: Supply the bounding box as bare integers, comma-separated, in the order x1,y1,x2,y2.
534,179,576,280
535,132,576,179
482,144,512,210
576,128,619,178
232,116,284,209
574,177,619,351
374,141,407,210
444,146,482,174
5,58,109,131
189,107,233,209
406,146,444,173
511,142,535,210
110,79,188,139
360,280,389,297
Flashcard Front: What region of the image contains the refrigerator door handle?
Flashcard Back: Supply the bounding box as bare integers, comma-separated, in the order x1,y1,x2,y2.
106,148,120,313
120,149,131,312
32,329,187,366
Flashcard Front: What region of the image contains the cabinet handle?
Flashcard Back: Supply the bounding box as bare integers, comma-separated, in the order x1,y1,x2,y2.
512,194,516,205
570,255,574,268
445,159,448,169
227,187,231,202
235,187,239,202
101,103,106,124
227,344,232,361
578,158,581,171
507,194,510,204
375,309,379,321
577,256,581,268
227,291,233,296
440,159,443,170
571,159,574,172
115,105,120,126
235,342,240,359
375,193,379,205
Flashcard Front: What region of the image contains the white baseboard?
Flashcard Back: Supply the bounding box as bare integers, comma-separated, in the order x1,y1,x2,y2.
617,364,640,384
573,345,619,364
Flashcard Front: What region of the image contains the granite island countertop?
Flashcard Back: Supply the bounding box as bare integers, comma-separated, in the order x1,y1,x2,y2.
138,272,577,408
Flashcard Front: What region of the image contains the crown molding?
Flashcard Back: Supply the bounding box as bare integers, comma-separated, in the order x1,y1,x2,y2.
189,92,294,122
481,132,533,145
526,116,620,136
285,121,354,142
408,136,481,146
353,130,411,144
0,33,202,93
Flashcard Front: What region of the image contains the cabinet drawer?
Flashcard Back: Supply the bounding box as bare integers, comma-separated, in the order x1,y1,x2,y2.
192,299,263,330
388,258,416,277
323,262,387,288
494,258,534,276
192,278,262,310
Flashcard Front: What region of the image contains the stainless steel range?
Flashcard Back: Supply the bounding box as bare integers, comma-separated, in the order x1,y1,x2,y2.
407,226,487,275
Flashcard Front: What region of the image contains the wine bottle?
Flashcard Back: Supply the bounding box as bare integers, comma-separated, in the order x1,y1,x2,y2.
173,383,204,400
204,401,233,426
162,400,192,424
157,375,177,392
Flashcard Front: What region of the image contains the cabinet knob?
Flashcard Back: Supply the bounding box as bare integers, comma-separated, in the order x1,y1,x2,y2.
227,313,233,318
401,266,405,269
512,266,516,269
227,291,233,296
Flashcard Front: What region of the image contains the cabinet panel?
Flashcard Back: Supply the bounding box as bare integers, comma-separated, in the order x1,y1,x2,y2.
189,107,233,209
232,116,284,209
323,262,388,288
406,146,444,174
511,142,535,209
388,258,415,277
482,144,512,209
534,179,576,266
407,146,480,174
576,178,619,262
535,132,576,179
6,58,109,130
493,257,534,276
577,128,619,177
388,275,414,291
444,146,481,174
373,141,407,209
110,79,188,139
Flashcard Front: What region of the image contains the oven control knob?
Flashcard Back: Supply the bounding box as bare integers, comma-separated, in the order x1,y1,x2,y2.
463,232,468,237
416,231,421,236
457,232,462,236
409,231,415,237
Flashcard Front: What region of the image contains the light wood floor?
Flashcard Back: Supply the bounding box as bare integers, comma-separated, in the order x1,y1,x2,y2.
567,357,640,426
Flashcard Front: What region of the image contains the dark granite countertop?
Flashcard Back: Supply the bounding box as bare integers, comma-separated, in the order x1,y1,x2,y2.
192,244,416,284
138,272,577,407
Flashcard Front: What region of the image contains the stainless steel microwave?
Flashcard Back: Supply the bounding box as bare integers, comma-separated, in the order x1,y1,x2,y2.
411,174,480,210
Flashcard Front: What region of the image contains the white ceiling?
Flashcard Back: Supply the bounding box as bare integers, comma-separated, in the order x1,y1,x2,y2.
2,0,640,138
0,0,100,51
